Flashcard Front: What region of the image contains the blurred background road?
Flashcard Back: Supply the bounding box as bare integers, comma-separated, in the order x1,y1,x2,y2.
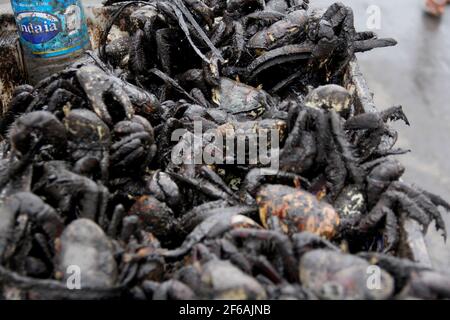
1,0,450,272
0,0,9,13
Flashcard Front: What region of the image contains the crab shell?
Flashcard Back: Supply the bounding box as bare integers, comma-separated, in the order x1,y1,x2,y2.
64,109,111,147
304,84,351,113
200,260,267,300
247,10,308,51
256,185,340,239
55,219,117,289
212,77,269,117
128,195,175,241
299,250,395,300
9,111,67,157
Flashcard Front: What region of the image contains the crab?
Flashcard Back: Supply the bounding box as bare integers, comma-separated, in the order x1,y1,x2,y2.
305,2,396,81
293,232,395,300
8,62,161,129
355,158,450,252
9,111,68,162
239,167,310,204
0,84,35,137
32,161,110,228
224,228,299,283
240,10,286,44
177,69,213,104
164,206,261,259
345,105,411,161
1,0,448,301
212,77,274,119
214,118,287,170
127,195,176,246
303,84,352,115
24,69,87,117
110,116,157,176
247,9,308,52
218,0,301,64
76,65,135,126
244,2,396,85
280,94,362,199
64,109,111,181
0,111,68,192
107,0,222,87
0,192,64,276
166,127,244,205
174,244,267,299
0,217,124,299
256,184,340,239
360,252,450,299
147,170,182,211
55,219,118,289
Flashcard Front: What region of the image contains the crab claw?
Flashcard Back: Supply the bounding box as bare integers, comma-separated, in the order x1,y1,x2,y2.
0,192,64,263
9,111,67,158
354,38,397,53
76,65,134,126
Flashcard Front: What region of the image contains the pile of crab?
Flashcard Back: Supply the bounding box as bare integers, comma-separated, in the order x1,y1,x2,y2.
0,0,450,300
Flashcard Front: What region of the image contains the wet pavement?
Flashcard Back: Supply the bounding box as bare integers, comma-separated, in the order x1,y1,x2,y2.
1,0,450,271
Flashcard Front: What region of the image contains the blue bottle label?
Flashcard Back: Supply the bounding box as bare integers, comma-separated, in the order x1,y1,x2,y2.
11,0,90,58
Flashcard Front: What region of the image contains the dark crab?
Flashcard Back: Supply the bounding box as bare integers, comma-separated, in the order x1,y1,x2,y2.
294,233,395,300
0,192,64,276
212,77,274,119
244,2,396,86
280,91,362,199
174,245,267,300
303,84,352,115
111,116,157,176
256,184,340,239
32,161,110,227
360,252,450,299
0,0,448,302
355,158,450,252
247,9,308,52
345,105,411,160
64,109,111,181
9,111,67,161
55,219,118,289
76,65,135,126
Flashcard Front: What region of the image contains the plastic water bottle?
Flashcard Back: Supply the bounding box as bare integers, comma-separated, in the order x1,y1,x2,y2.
10,0,91,84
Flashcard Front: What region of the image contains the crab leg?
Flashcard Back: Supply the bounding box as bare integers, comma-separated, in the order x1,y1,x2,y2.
246,44,312,81
354,38,398,53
